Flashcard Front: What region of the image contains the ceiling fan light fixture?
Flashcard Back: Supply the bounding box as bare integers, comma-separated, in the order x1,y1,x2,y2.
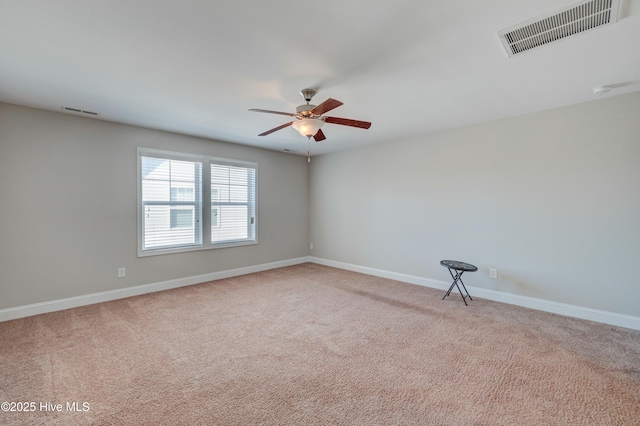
292,118,324,138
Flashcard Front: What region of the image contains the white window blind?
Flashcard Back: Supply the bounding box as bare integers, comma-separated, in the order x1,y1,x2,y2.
138,148,257,256
211,164,256,245
140,155,203,251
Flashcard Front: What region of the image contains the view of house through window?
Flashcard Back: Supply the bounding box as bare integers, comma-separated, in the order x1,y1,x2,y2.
170,187,196,229
138,148,257,255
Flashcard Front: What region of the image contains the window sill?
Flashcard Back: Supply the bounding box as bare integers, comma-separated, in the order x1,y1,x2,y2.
138,240,258,257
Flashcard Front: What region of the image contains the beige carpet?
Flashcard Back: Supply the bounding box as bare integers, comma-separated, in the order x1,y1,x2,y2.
1,263,639,425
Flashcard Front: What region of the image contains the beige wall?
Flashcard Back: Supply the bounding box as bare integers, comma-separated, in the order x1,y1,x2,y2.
0,103,310,309
310,92,640,317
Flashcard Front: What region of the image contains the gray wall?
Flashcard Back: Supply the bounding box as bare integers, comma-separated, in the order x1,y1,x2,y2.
0,103,309,309
3,93,640,318
310,92,640,317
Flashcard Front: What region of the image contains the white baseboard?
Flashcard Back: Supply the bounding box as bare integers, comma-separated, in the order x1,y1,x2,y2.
309,257,640,331
3,256,639,331
0,257,310,323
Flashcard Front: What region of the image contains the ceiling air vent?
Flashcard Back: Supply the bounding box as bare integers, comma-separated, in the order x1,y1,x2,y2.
61,106,100,116
497,0,623,57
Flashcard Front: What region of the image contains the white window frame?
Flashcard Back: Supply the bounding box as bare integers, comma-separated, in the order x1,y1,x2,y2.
137,148,258,257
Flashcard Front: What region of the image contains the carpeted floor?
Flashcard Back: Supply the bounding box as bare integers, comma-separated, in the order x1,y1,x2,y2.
1,263,639,425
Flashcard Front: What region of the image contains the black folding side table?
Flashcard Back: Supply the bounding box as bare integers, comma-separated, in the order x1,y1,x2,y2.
440,260,477,305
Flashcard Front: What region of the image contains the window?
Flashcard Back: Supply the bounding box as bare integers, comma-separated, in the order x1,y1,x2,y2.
140,156,202,251
138,148,257,256
211,164,256,244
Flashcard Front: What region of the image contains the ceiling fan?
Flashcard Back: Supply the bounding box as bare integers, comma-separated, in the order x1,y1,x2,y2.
249,88,372,142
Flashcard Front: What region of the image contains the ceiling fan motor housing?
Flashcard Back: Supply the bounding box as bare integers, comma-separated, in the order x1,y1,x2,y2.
296,104,316,117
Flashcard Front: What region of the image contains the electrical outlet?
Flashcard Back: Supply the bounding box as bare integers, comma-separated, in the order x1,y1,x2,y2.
118,267,126,278
489,268,498,279
310,243,314,250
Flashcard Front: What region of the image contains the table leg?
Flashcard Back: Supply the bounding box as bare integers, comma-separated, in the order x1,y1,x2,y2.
457,275,473,302
442,268,473,305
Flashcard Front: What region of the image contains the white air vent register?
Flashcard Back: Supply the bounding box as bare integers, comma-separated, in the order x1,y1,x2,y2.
498,0,623,57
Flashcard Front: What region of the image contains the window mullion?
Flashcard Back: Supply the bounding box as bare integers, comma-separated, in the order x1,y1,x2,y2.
202,159,211,246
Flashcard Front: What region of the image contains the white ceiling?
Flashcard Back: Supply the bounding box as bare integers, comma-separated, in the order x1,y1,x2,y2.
1,0,639,156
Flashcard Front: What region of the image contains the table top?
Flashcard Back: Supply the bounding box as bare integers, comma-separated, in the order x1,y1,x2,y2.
440,260,478,272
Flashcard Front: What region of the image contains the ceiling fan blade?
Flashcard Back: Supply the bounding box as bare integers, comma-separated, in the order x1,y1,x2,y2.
249,108,295,117
313,129,326,142
310,98,343,116
258,122,293,136
324,116,372,129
